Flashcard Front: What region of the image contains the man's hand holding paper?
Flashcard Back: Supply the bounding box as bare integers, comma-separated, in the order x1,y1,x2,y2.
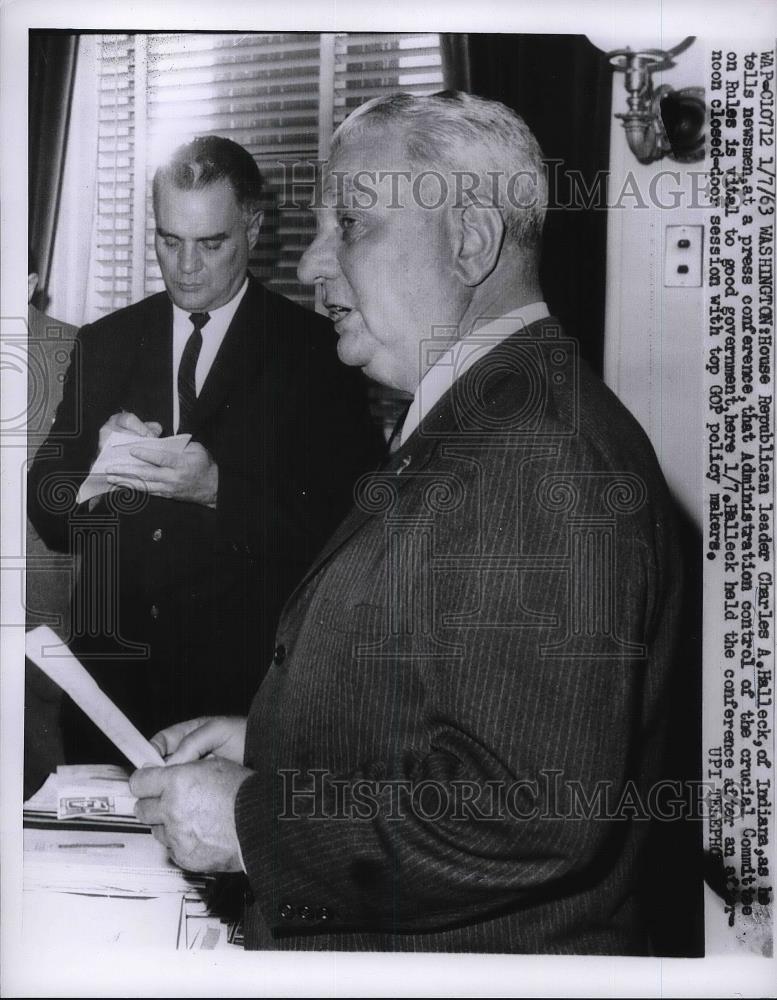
98,410,163,450
150,716,248,765
130,716,250,873
106,439,218,508
78,412,194,505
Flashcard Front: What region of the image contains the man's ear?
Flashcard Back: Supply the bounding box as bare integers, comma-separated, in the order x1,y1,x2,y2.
451,205,505,286
246,208,264,250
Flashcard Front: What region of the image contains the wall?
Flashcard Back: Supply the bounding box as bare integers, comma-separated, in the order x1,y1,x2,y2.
603,40,707,526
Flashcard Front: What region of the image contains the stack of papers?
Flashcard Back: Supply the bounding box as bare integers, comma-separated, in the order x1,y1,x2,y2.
24,764,206,897
23,763,240,948
23,823,238,950
21,637,241,949
24,825,206,897
178,894,237,950
25,764,139,824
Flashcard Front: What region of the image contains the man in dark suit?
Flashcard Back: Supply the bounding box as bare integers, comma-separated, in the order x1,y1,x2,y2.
27,135,383,761
130,95,686,953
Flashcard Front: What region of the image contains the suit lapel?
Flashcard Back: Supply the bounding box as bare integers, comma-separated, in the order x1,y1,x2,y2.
284,317,562,604
134,297,174,435
187,279,263,436
286,413,440,601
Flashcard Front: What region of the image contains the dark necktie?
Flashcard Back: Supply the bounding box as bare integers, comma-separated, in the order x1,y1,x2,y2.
177,311,210,433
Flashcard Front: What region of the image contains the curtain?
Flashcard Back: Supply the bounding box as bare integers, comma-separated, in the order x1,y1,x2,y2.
444,33,611,374
28,31,78,302
440,33,471,93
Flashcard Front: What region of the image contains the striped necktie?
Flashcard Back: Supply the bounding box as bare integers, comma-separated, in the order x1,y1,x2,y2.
177,311,210,433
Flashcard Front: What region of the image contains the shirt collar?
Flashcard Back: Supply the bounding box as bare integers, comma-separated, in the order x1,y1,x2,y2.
171,277,249,333
400,301,550,446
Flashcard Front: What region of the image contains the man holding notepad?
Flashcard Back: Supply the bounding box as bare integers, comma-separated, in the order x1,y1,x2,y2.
27,135,382,763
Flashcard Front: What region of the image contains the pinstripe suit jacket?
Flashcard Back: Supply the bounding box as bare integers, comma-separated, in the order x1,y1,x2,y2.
235,317,684,953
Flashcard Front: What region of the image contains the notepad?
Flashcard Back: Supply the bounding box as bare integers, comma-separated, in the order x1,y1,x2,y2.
76,429,191,504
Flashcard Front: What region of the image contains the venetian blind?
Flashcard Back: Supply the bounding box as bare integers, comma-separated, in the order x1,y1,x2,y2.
93,35,135,319
90,31,443,320
333,33,443,127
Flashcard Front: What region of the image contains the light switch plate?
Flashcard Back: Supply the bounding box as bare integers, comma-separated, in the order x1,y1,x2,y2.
664,225,703,287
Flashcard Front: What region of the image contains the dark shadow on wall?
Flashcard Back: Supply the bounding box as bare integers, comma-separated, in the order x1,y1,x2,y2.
640,506,704,957
455,33,613,375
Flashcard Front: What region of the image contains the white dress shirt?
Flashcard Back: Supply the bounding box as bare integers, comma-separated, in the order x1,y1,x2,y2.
171,278,248,433
400,301,550,446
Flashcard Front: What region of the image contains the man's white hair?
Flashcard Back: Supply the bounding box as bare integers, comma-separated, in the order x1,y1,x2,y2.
330,90,547,251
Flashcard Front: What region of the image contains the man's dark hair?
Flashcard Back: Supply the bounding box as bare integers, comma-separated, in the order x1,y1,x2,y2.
153,135,263,214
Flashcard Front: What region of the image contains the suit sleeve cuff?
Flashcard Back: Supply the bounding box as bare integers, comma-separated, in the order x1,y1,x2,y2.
234,771,273,900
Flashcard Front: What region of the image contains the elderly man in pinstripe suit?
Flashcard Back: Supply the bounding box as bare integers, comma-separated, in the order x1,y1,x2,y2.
131,92,684,954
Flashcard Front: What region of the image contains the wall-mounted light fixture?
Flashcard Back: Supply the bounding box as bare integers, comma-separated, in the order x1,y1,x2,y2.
587,35,705,165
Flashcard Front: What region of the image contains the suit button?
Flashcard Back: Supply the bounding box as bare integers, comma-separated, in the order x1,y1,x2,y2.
279,903,294,920
272,644,286,666
152,528,163,542
316,907,332,922
299,905,313,921
150,604,160,620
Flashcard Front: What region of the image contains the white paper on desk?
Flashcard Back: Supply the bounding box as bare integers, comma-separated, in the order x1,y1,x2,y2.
23,888,182,949
24,824,171,869
26,826,182,874
24,826,208,897
76,430,191,504
25,628,165,769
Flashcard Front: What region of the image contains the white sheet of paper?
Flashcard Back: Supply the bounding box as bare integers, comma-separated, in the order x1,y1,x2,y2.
23,826,207,897
25,628,165,769
23,888,182,949
76,430,191,504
